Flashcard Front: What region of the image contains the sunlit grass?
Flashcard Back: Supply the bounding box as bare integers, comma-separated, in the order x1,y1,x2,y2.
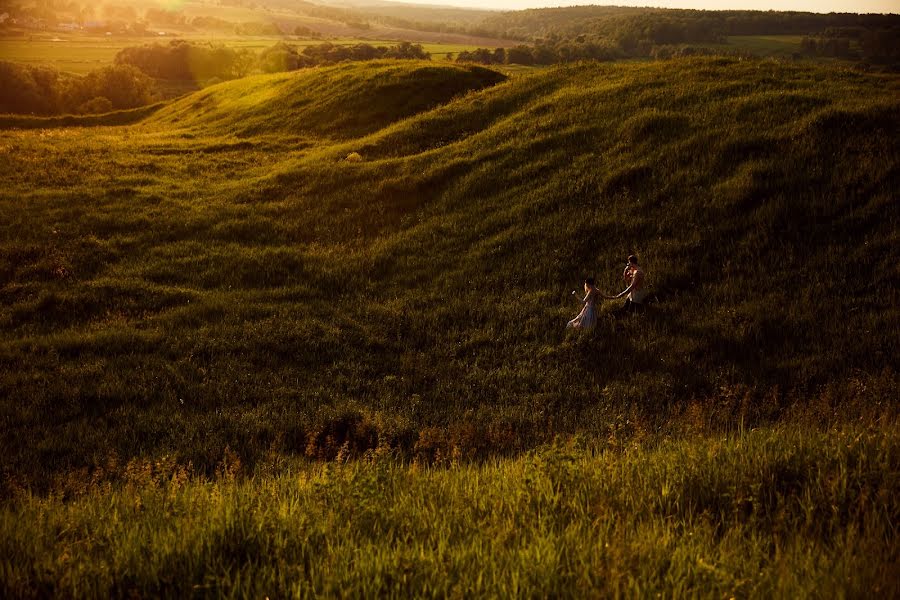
0,56,898,594
2,421,898,597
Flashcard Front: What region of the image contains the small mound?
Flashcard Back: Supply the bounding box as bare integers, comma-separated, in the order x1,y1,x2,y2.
149,61,507,139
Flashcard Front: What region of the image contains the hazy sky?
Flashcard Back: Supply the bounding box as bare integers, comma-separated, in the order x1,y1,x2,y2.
389,0,900,13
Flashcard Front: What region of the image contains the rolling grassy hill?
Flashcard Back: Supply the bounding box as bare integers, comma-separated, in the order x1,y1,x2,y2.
151,62,506,138
1,58,899,595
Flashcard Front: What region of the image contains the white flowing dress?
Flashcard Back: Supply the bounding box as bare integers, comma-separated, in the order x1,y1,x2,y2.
567,289,598,330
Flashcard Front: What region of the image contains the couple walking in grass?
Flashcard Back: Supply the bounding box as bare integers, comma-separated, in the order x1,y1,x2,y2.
566,254,647,331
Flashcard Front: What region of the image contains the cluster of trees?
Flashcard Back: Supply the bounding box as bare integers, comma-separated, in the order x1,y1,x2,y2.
800,25,900,63
859,28,900,63
477,7,900,43
111,40,430,82
114,41,256,81
801,36,855,59
465,8,900,66
258,42,430,73
0,61,152,115
457,9,900,66
457,42,624,66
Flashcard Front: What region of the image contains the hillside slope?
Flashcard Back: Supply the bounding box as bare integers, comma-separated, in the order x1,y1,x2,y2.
1,59,898,487
148,61,507,138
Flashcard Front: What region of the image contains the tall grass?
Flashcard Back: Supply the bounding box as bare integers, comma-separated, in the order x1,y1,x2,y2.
2,420,898,597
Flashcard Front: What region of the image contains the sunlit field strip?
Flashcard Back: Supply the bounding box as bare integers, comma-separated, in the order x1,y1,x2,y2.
0,35,485,75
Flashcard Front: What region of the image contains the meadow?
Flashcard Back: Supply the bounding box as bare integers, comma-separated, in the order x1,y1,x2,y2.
1,57,898,595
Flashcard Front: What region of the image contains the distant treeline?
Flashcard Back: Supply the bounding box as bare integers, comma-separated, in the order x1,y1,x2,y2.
478,8,900,42
113,40,430,82
257,42,429,73
467,8,900,66
456,17,900,66
457,44,621,66
0,61,152,116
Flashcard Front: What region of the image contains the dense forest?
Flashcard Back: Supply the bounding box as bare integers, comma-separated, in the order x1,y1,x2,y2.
477,8,899,40
461,8,900,65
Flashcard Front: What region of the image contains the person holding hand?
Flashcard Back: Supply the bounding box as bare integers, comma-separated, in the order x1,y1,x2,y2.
613,254,647,313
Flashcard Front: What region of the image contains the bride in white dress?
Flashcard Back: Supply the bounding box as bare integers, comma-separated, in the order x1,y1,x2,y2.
566,277,601,330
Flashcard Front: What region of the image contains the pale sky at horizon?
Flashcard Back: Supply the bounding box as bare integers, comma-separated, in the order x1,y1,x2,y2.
384,0,900,14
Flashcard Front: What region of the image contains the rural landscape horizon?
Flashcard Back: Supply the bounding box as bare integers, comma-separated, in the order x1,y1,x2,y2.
1,0,898,597
384,1,900,15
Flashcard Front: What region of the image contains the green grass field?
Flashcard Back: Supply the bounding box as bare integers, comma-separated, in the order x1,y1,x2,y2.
721,35,807,57
4,422,898,597
1,57,898,595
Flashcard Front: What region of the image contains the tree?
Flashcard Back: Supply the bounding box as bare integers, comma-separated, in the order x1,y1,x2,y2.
0,61,59,114
506,45,535,65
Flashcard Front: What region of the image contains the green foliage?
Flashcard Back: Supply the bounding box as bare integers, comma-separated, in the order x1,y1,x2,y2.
0,61,153,115
471,8,900,65
2,423,898,597
114,40,256,82
0,61,60,115
259,41,432,73
480,6,900,44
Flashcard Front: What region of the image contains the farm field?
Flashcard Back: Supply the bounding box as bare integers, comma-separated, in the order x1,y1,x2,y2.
1,56,898,595
724,34,807,56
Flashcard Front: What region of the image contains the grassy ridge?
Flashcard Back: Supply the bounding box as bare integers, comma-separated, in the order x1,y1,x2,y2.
149,61,507,138
0,102,167,130
2,420,898,597
1,58,898,492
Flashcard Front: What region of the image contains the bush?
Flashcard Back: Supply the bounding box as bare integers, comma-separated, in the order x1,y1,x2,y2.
64,64,153,112
0,61,60,115
76,96,113,115
0,61,153,116
257,41,431,73
115,40,254,81
258,42,303,73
